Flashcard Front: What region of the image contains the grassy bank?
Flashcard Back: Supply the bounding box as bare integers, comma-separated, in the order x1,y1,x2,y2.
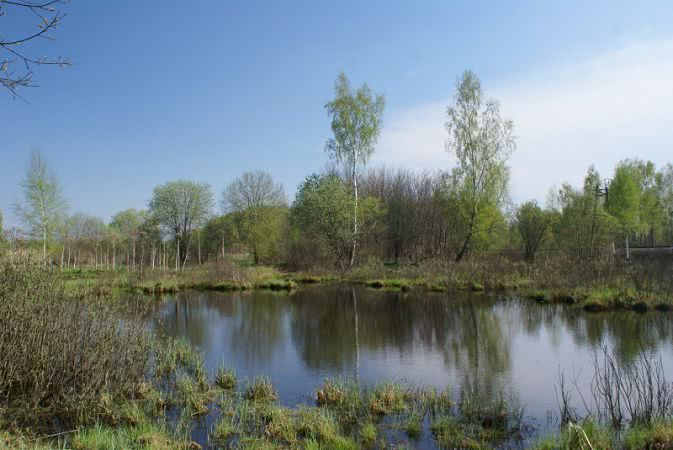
57,253,673,313
299,255,673,313
59,263,299,296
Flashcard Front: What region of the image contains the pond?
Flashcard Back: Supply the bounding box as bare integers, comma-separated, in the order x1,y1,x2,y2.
149,285,673,448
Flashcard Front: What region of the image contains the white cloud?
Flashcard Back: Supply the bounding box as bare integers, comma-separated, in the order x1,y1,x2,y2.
374,38,673,202
372,100,451,172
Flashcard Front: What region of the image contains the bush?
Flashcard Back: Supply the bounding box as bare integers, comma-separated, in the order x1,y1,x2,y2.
0,258,151,426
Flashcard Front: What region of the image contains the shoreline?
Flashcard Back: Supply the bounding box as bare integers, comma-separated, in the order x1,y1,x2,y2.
59,266,673,314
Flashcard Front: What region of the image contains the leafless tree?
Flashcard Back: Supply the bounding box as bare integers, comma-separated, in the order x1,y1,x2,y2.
222,170,286,213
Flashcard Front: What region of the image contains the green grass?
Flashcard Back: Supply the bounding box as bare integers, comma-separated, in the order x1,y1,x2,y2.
365,278,413,291
367,382,410,415
359,422,377,446
71,422,182,450
254,279,297,291
523,289,552,302
175,375,213,416
315,378,362,423
403,410,423,439
215,365,238,390
244,376,279,403
431,415,484,449
532,419,673,450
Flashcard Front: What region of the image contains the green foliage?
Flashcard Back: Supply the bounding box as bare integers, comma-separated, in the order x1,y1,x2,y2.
291,174,355,267
14,150,69,263
604,159,669,250
237,207,288,265
291,174,383,268
516,200,550,261
222,171,288,265
325,72,385,267
110,209,144,243
608,163,641,236
202,214,240,257
148,180,214,266
658,164,673,241
324,72,385,172
444,71,515,261
552,167,617,258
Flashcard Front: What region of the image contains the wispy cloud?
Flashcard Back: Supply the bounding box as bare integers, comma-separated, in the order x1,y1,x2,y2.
372,100,451,171
373,37,673,201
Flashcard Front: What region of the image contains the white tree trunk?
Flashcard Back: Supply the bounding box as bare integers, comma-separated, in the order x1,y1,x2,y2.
42,225,47,267
175,237,180,271
625,235,630,260
350,155,358,268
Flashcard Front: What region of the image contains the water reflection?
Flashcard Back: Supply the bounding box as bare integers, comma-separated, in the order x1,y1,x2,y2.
150,286,673,426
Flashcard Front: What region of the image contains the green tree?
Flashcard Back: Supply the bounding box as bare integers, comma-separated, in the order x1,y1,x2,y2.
515,201,550,262
613,159,664,246
14,150,68,265
325,72,385,267
148,180,214,269
608,165,641,259
292,174,383,269
202,214,240,260
444,71,515,261
82,215,107,269
292,174,354,267
552,167,616,260
110,209,143,270
658,164,673,243
222,171,287,265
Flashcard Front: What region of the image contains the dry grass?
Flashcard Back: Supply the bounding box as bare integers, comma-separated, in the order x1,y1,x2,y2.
0,257,151,428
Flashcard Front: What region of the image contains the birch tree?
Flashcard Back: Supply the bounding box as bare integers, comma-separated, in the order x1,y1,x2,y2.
445,71,515,262
14,150,68,265
608,165,640,260
325,72,384,267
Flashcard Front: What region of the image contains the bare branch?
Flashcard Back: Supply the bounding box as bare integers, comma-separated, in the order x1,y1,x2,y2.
0,0,70,98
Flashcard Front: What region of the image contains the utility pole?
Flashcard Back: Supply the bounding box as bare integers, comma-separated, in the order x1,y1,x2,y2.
595,179,609,204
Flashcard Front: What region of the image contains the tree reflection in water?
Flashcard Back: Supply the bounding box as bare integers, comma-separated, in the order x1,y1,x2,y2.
151,286,673,419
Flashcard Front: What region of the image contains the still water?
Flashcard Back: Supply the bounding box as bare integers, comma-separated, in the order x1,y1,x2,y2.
150,285,673,446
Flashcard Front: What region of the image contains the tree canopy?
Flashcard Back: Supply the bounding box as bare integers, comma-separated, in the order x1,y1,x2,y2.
445,70,515,261
148,180,213,267
14,150,68,264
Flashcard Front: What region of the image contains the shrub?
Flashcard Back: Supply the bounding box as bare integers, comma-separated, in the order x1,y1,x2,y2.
0,258,151,427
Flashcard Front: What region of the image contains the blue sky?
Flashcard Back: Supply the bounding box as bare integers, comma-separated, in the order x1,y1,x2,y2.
3,0,673,227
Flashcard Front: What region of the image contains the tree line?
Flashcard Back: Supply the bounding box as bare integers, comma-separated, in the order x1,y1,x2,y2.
3,71,673,270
